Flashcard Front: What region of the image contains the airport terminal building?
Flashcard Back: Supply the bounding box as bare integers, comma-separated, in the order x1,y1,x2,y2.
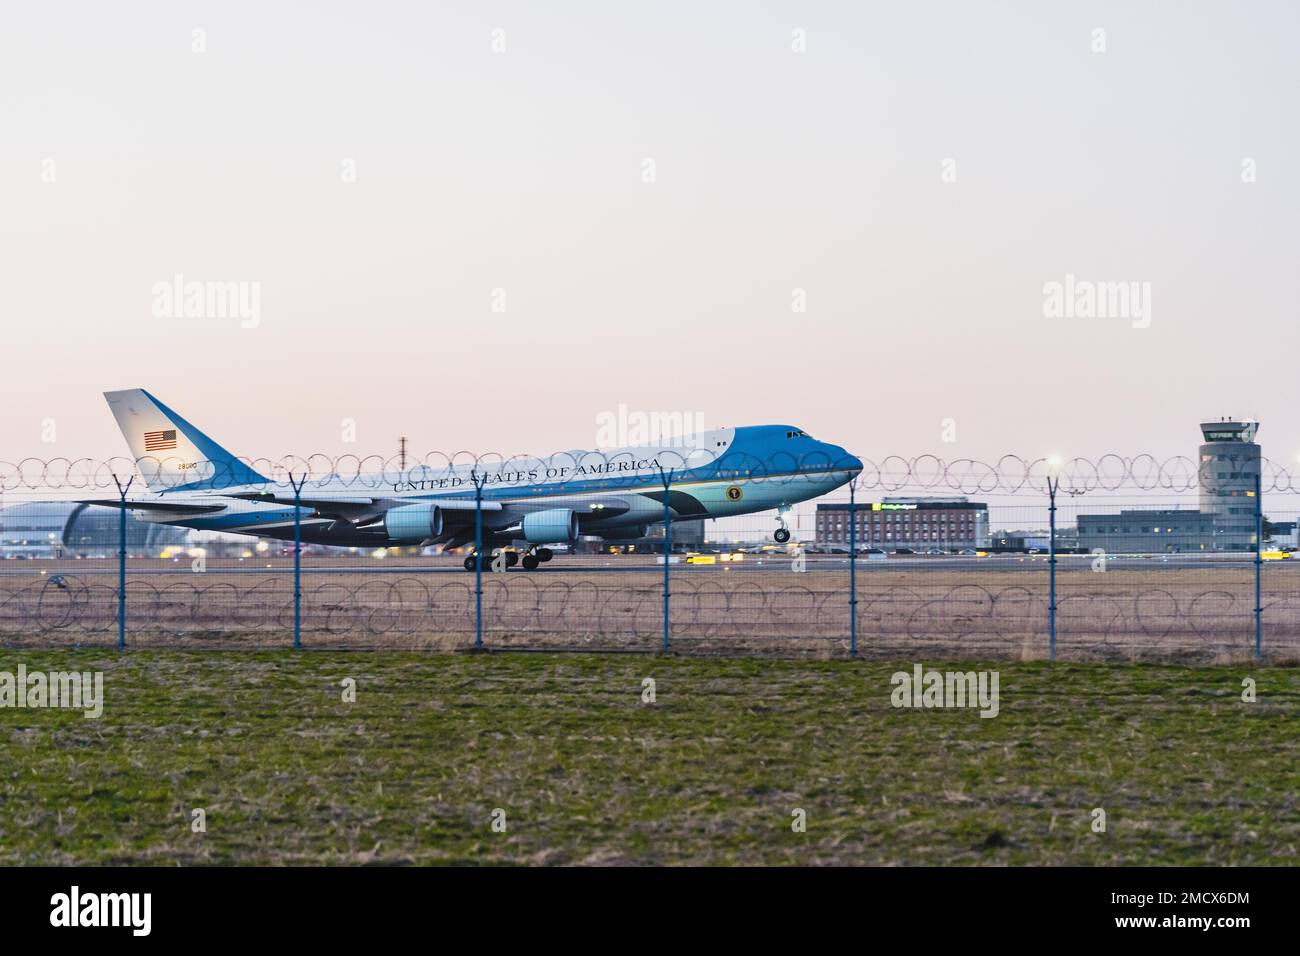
1076,509,1215,553
0,501,188,558
815,497,989,551
1076,419,1262,553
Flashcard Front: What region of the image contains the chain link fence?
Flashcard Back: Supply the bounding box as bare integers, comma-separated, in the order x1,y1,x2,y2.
3,452,1298,661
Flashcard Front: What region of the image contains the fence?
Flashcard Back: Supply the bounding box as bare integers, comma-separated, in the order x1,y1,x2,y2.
3,451,1299,661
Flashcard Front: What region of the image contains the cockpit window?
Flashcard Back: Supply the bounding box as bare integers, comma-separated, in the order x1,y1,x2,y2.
785,430,810,439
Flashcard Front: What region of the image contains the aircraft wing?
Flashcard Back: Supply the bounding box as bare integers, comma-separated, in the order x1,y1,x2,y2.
77,499,228,514
488,496,634,535
511,496,632,518
225,492,386,509
224,492,504,512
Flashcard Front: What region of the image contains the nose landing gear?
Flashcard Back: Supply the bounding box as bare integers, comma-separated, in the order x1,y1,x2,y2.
774,511,791,544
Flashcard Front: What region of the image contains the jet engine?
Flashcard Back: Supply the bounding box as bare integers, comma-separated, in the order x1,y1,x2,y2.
381,504,443,541
522,508,580,543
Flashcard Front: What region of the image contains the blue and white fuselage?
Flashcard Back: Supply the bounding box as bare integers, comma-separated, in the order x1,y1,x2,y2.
90,390,863,559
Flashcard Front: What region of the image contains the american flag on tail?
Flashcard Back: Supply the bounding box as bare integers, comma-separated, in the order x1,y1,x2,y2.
143,429,177,451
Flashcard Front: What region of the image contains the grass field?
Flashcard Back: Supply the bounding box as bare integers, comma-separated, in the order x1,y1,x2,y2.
1,650,1296,865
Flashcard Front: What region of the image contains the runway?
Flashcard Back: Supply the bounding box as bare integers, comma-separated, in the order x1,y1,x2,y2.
0,553,1275,575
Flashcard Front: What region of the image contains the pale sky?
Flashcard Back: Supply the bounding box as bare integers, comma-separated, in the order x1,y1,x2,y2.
2,1,1297,471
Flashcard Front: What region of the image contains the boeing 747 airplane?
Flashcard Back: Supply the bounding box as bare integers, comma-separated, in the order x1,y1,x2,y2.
87,389,863,570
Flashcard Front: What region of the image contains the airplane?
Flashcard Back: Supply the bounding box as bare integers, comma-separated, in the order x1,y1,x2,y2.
85,389,864,570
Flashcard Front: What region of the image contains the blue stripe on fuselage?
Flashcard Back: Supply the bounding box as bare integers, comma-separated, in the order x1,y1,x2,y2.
157,425,862,512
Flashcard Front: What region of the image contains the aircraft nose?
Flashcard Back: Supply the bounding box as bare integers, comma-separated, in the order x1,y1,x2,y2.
823,443,862,473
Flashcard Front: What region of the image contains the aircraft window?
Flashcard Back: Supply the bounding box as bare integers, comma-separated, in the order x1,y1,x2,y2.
786,430,809,439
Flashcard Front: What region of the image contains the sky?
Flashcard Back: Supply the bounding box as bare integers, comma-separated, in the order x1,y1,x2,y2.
2,1,1298,473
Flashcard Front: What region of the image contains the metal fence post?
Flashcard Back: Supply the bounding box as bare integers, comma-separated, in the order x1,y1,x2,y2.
474,472,485,651
849,477,858,659
1047,474,1058,661
658,465,673,653
1254,469,1263,659
113,474,133,650
289,473,305,650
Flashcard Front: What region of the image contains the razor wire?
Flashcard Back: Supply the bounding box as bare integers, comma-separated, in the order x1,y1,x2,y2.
0,451,1291,496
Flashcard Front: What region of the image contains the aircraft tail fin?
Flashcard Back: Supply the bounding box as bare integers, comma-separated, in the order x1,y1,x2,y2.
103,389,267,491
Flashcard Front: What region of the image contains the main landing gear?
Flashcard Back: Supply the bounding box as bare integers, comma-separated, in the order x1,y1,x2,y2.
463,547,552,571
462,549,520,571
521,547,553,571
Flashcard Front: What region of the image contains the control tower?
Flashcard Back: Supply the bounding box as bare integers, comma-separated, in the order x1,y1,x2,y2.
1198,419,1261,551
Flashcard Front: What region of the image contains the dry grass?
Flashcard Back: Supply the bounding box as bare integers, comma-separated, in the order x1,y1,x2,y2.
1,650,1296,865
